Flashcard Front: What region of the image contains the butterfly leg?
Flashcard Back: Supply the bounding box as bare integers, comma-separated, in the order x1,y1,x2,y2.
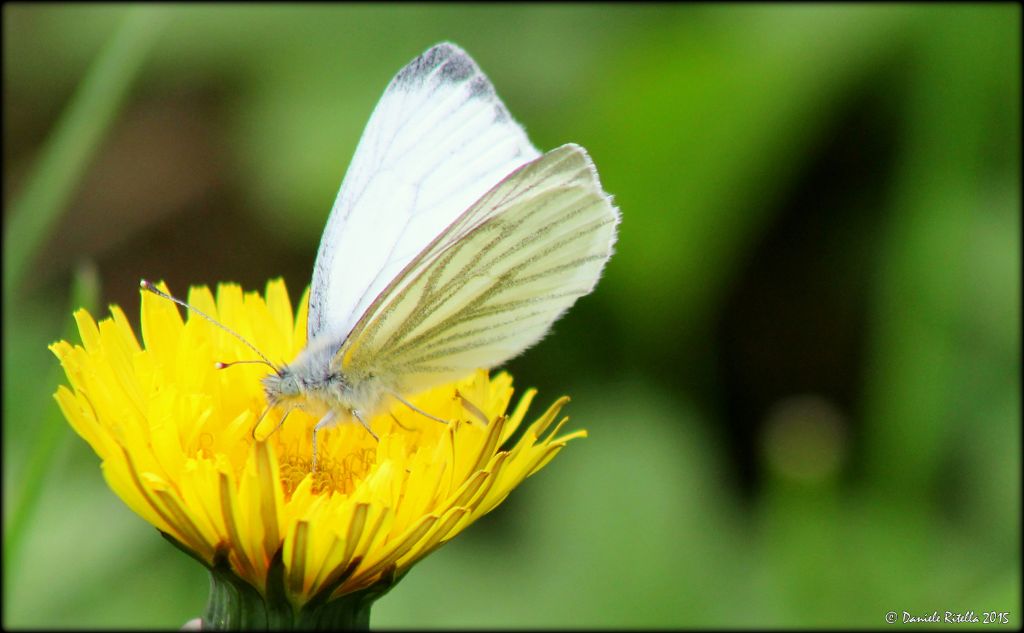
390,392,448,425
252,405,293,440
350,409,379,441
311,410,338,473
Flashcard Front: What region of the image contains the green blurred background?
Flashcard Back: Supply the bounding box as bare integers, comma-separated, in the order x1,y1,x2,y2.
3,4,1020,628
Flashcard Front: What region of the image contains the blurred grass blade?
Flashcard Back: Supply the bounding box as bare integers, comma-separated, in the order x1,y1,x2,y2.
2,7,165,300
3,262,101,579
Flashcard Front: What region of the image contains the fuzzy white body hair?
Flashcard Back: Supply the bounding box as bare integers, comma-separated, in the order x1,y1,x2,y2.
261,336,391,425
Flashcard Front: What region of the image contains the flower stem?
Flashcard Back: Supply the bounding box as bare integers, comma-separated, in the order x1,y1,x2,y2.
187,544,398,630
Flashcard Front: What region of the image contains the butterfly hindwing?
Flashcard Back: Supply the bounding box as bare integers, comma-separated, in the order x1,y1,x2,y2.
337,143,619,395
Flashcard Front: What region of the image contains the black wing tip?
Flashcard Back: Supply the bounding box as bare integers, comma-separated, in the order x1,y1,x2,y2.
425,41,464,56
394,41,480,89
422,41,468,64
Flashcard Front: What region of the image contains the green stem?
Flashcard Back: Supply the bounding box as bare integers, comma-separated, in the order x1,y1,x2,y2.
204,568,373,630
195,546,401,631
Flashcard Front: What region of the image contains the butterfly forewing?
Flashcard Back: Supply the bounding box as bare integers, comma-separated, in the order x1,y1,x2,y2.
338,143,619,395
308,43,540,345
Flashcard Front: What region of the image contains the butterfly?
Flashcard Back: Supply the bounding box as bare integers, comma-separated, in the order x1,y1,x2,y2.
146,42,619,471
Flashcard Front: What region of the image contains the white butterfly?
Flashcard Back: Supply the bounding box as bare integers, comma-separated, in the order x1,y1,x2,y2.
151,42,619,470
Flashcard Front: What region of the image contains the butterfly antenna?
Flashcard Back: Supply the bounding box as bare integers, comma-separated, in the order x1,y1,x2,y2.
140,279,278,371
216,360,277,370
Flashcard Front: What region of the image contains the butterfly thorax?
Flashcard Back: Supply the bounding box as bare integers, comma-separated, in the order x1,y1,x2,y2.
261,340,387,418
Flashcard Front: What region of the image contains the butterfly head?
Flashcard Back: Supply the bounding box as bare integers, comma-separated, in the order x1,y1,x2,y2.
261,365,341,410
261,369,304,405
260,340,354,413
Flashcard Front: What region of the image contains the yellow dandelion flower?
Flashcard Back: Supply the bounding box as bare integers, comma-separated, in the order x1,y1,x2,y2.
50,280,585,628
